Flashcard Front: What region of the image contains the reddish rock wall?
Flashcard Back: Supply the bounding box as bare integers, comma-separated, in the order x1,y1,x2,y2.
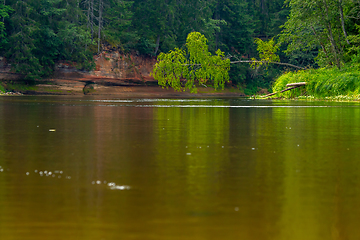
1,51,157,83
91,52,157,82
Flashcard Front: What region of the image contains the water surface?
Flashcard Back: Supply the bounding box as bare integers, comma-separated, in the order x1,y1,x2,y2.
1,96,360,240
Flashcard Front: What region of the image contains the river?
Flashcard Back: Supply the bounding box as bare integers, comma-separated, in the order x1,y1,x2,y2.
1,96,360,240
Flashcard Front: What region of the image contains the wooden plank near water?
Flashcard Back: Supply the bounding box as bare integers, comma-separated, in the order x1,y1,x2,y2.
286,82,307,87
264,82,306,97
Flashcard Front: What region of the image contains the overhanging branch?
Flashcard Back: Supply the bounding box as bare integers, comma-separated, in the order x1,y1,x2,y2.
230,60,305,70
183,60,305,69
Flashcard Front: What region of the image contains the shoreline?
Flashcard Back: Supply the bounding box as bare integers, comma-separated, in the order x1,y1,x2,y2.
0,78,246,98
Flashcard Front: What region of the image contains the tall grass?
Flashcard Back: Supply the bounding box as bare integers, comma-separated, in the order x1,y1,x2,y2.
0,83,5,93
272,65,360,99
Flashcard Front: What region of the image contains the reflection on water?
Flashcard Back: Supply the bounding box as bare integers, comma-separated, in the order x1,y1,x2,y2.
0,96,360,240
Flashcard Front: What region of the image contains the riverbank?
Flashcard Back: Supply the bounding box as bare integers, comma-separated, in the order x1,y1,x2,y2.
267,65,360,100
0,51,247,98
0,78,245,98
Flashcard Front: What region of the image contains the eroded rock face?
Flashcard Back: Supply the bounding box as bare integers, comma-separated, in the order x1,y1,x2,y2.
91,52,156,82
1,51,157,82
0,57,22,80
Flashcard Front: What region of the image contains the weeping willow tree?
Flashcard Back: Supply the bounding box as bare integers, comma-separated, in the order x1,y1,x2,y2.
152,32,303,93
151,32,231,93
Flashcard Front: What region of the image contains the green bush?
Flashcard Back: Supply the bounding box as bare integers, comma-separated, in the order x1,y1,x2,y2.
272,65,360,99
0,83,5,93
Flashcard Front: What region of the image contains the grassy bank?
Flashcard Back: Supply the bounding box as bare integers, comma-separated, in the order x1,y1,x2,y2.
270,65,360,100
0,83,5,93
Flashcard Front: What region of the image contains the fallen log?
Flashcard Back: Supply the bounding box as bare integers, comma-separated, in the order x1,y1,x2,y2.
286,82,307,87
264,82,307,97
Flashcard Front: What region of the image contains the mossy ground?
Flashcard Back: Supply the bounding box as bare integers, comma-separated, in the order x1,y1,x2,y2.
1,81,38,93
0,83,5,93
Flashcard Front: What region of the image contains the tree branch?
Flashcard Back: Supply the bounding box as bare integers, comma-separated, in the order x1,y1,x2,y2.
230,60,305,69
183,60,304,69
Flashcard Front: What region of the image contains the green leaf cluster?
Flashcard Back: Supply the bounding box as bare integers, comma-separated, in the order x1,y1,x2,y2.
251,38,280,68
152,32,230,93
0,3,13,50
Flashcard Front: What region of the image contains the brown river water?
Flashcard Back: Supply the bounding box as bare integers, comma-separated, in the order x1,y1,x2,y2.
1,96,360,240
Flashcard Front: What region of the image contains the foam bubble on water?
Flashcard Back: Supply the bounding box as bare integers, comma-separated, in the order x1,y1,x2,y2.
26,172,29,175
106,182,131,190
235,207,239,211
186,153,191,155
111,185,130,190
96,180,101,185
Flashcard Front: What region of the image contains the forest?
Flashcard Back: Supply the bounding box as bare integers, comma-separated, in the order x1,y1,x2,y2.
1,0,360,95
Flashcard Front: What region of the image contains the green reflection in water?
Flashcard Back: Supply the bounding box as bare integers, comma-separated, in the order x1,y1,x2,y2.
1,98,360,240
254,106,360,240
153,100,230,219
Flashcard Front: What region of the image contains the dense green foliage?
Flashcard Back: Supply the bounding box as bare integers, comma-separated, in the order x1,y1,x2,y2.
152,32,230,93
0,0,289,86
279,0,360,69
272,66,360,99
269,0,360,100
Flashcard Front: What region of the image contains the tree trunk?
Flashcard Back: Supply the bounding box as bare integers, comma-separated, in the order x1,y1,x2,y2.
2,0,5,22
76,0,79,23
311,26,330,60
339,0,350,44
98,0,103,53
154,35,160,55
260,0,267,15
323,0,341,68
91,0,94,41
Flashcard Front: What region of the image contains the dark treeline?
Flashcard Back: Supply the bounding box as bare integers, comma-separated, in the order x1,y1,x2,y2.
0,0,287,91
2,0,360,93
